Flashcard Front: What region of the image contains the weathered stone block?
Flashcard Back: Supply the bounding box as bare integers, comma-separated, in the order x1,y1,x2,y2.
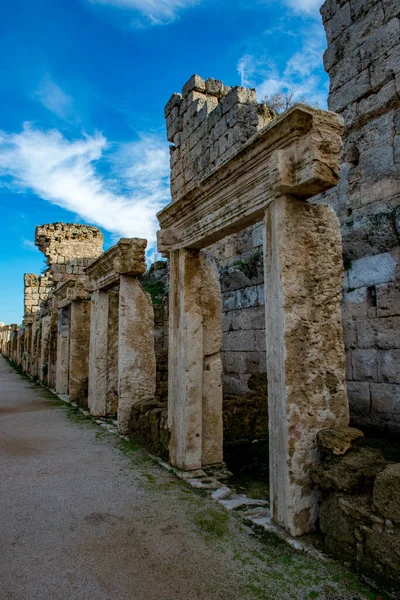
317,426,364,455
348,253,397,289
371,382,400,414
359,17,400,70
373,464,400,523
311,447,387,491
328,69,371,114
378,350,400,384
347,381,371,416
205,78,224,98
222,330,255,352
324,1,352,44
352,349,378,381
235,286,259,309
182,74,206,98
356,316,400,349
377,282,400,317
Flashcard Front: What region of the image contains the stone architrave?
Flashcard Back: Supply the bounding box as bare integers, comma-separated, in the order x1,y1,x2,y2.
158,104,348,536
85,238,155,433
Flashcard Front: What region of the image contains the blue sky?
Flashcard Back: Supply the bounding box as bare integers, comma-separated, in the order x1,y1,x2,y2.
0,0,327,324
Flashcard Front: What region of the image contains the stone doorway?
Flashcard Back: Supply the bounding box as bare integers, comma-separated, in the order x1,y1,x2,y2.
158,101,348,536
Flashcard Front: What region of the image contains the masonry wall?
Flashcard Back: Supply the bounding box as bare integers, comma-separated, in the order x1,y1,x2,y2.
315,0,400,433
165,75,275,202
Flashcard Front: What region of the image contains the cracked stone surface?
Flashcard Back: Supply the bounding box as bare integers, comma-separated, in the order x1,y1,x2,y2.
0,356,375,600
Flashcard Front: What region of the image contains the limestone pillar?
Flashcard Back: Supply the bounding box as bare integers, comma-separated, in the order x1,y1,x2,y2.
168,249,223,471
55,306,71,395
117,276,156,434
106,291,119,416
264,195,349,537
39,316,51,383
48,308,58,390
69,300,91,406
88,290,109,416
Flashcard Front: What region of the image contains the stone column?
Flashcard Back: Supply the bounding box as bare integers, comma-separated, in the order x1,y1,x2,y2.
168,249,223,471
106,291,119,416
55,306,71,395
117,276,156,434
39,316,51,383
69,300,91,406
48,308,58,390
264,195,349,537
88,290,109,416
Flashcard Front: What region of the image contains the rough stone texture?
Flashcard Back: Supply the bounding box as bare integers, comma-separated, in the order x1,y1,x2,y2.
316,444,400,594
69,300,91,406
23,274,52,321
223,373,268,443
88,290,109,416
35,223,103,285
118,276,156,434
128,400,169,459
168,249,223,470
315,0,400,433
165,75,275,202
265,196,349,536
106,291,119,415
311,446,387,492
317,426,364,455
55,306,71,395
373,463,400,524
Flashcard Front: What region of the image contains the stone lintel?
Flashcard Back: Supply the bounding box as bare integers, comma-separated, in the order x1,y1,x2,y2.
54,279,90,308
85,238,147,290
157,105,343,252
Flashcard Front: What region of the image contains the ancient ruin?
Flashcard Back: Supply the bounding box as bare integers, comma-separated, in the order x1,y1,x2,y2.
1,0,399,592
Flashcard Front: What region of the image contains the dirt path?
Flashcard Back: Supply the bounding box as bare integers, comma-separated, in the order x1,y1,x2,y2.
0,355,376,600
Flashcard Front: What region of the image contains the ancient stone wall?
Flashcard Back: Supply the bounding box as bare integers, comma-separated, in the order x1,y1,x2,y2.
312,427,400,596
35,223,104,285
23,274,52,321
165,75,275,201
315,0,400,433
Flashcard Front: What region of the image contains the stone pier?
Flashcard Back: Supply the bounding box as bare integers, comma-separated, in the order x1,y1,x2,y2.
54,280,91,405
85,238,156,434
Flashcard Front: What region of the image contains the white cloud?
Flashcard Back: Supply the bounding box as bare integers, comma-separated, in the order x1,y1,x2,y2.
0,124,171,246
87,0,198,25
281,0,322,16
237,22,328,108
34,75,74,119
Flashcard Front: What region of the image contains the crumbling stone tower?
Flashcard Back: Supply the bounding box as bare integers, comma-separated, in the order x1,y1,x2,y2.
35,223,103,284
165,75,275,201
23,223,103,321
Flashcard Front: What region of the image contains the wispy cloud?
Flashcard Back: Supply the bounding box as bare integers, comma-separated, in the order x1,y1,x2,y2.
21,238,36,251
34,75,74,120
87,0,199,25
237,21,328,107
281,0,322,16
0,125,170,246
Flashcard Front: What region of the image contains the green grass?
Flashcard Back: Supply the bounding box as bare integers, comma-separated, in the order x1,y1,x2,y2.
193,507,229,538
